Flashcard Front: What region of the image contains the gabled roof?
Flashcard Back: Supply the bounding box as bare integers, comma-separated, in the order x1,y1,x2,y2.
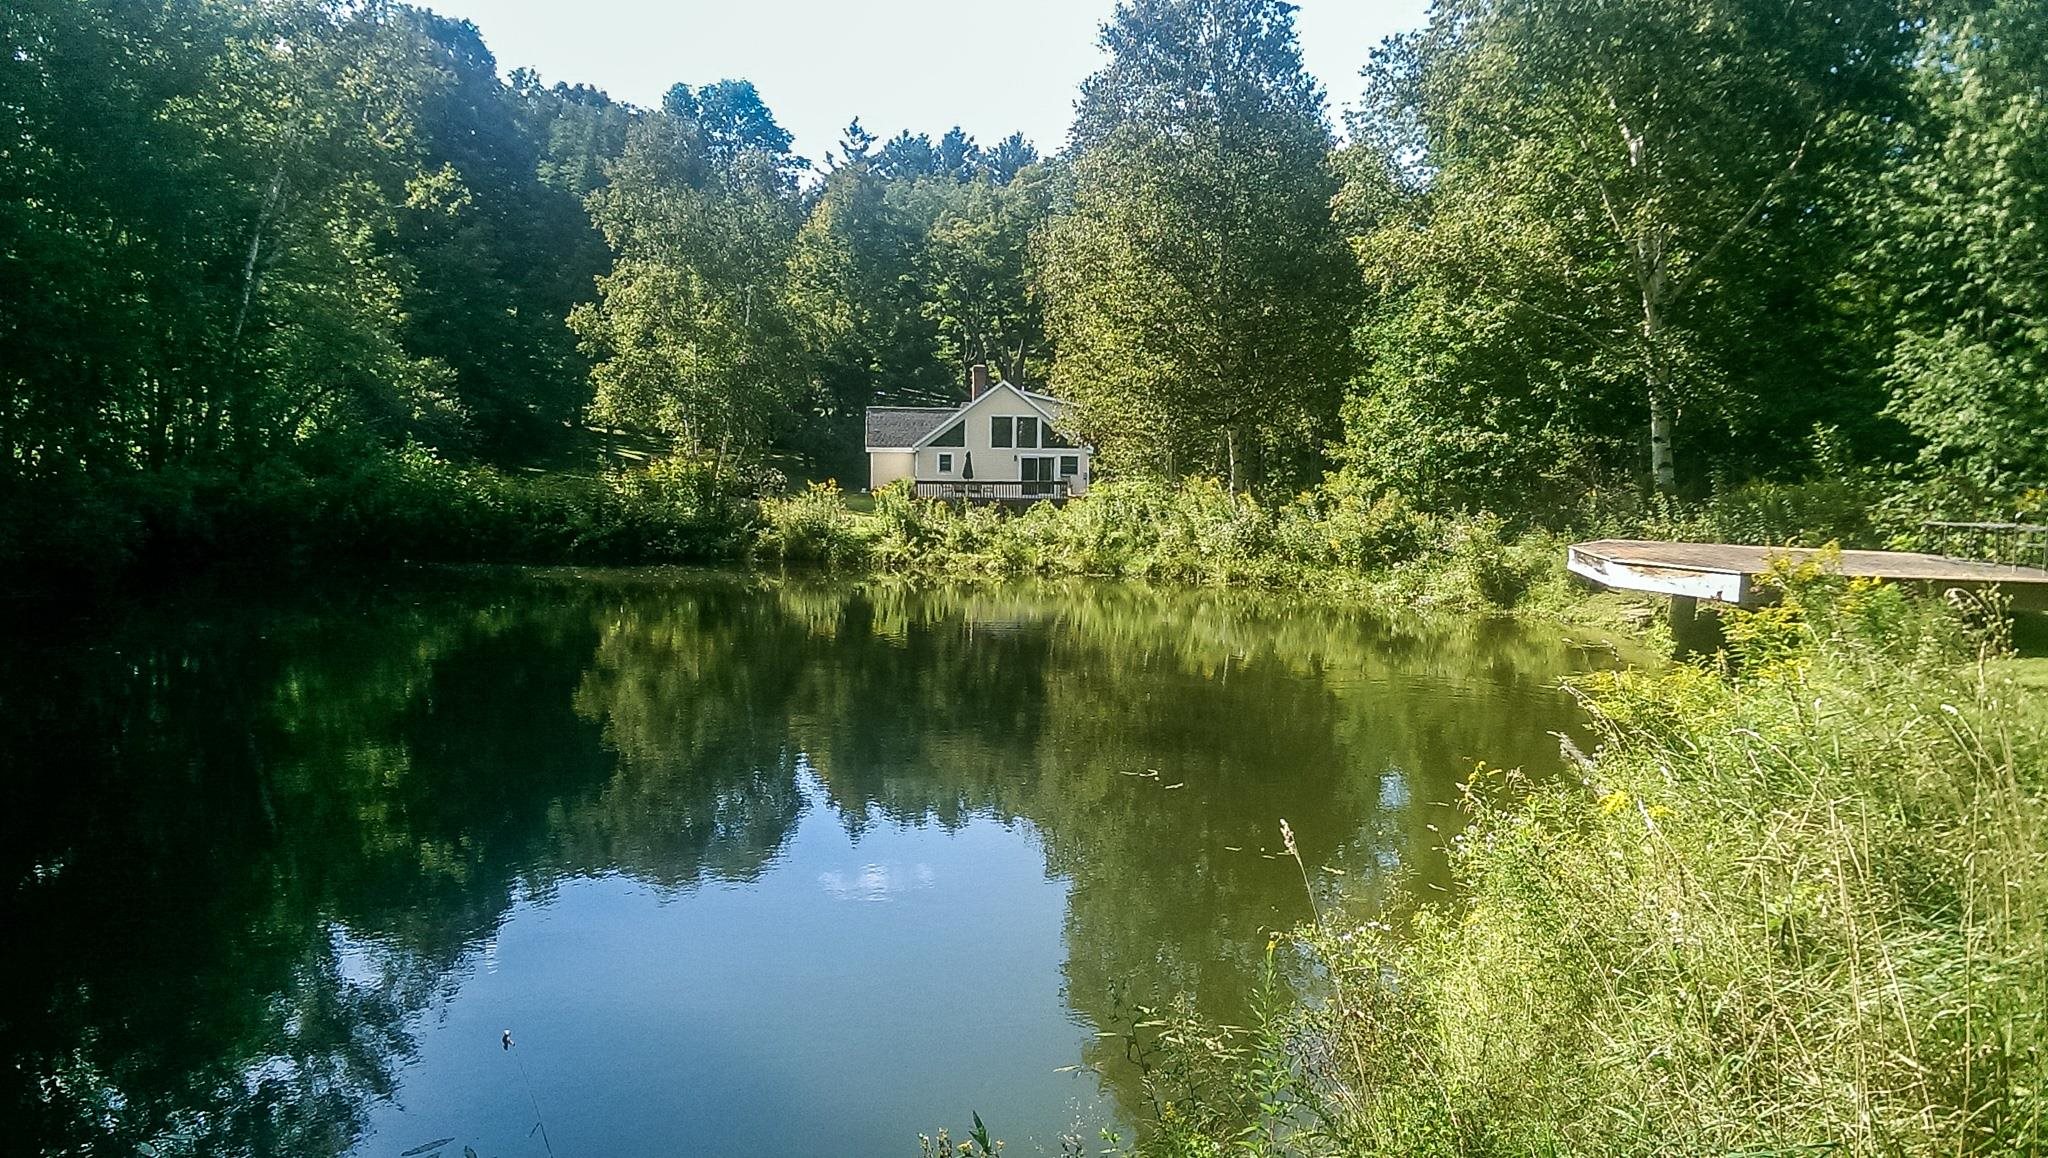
908,383,1066,451
865,406,956,449
865,383,1074,450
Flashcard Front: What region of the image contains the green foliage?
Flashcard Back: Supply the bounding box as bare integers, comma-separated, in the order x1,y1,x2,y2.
0,1,628,477
572,108,809,463
852,478,1569,615
13,0,2047,582
384,9,611,457
1104,576,2047,1156
1879,0,2048,490
784,134,1053,479
1036,0,1357,490
1340,0,1912,500
0,450,753,591
1644,476,1883,547
756,481,871,567
917,167,1055,387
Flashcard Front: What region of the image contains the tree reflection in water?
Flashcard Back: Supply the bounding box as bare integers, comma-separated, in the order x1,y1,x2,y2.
0,573,1611,1155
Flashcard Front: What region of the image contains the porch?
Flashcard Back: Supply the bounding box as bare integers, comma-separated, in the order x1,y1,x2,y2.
913,480,1072,502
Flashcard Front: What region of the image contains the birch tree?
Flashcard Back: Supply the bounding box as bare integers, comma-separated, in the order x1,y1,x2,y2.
1376,0,1909,494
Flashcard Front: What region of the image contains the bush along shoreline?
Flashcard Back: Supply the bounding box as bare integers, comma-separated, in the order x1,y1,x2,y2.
754,471,1956,623
10,456,2008,629
5,465,1591,619
1078,569,2046,1157
758,477,1582,617
0,448,761,596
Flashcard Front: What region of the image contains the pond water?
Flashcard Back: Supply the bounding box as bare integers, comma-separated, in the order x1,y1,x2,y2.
1,572,1620,1157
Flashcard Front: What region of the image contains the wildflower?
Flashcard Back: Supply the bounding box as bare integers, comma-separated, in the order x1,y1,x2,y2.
1597,790,1630,816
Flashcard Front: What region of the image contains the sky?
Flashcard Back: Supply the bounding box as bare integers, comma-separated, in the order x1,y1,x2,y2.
418,0,1429,167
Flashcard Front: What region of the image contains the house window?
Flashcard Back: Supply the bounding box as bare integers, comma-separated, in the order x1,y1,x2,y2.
1059,455,1079,477
990,416,1013,447
930,422,965,447
1016,416,1038,448
1042,425,1076,448
938,453,953,473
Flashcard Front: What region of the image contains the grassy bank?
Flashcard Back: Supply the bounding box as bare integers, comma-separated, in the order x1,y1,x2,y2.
7,455,1928,636
757,477,1594,619
1099,571,2046,1156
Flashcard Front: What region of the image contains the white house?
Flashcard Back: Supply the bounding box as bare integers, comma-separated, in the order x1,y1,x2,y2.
865,364,1092,500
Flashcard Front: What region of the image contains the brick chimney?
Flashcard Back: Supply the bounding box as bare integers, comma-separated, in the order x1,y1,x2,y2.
969,362,990,400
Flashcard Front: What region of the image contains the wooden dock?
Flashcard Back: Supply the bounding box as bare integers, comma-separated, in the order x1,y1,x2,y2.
1568,539,2048,611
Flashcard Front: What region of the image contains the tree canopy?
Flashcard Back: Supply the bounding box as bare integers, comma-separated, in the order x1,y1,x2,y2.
5,0,2046,533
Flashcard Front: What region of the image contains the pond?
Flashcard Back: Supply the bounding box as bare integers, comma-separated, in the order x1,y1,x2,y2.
1,572,1622,1157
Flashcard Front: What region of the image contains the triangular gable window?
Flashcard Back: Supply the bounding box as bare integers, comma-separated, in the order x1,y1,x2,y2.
930,421,966,447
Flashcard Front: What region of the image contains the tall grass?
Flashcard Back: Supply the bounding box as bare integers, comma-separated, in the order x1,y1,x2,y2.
1117,572,2048,1156
836,479,1574,616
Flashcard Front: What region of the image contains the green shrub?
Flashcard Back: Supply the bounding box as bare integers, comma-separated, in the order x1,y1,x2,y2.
0,472,148,591
757,481,869,567
838,477,1578,612
1636,475,1884,548
1,447,756,588
869,480,948,561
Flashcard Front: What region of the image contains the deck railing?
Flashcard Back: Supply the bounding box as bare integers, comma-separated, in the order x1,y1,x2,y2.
1922,520,2048,570
913,480,1070,501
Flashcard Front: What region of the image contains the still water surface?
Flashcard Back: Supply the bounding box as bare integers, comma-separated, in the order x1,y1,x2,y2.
3,572,1616,1157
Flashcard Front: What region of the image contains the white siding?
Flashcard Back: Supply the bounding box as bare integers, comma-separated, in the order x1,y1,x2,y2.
868,450,914,491
913,385,1090,487
868,383,1092,495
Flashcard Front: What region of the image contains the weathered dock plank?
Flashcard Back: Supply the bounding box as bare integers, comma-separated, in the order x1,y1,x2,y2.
1569,539,2048,611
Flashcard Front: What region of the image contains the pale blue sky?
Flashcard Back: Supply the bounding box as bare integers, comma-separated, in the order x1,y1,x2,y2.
420,0,1428,166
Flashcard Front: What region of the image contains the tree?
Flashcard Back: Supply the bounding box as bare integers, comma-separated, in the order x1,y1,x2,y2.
386,10,608,456
665,78,805,182
571,103,808,469
515,73,636,199
917,165,1055,386
1357,0,1910,496
785,121,1050,474
1879,0,2048,493
1036,0,1356,490
874,130,941,180
936,126,982,181
0,0,457,476
785,143,950,471
983,132,1040,185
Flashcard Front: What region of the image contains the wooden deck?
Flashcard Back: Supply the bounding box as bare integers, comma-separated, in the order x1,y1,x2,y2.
1568,539,2048,611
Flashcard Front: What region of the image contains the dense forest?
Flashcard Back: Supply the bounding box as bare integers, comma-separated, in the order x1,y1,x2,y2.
3,0,2045,580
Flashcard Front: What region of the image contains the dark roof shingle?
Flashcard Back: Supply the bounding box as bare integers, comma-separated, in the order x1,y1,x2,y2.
865,406,955,448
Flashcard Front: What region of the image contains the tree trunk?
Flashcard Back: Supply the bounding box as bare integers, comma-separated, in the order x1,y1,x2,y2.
231,163,287,353
1640,289,1677,494
1225,427,1239,493
215,160,288,461
1649,390,1676,495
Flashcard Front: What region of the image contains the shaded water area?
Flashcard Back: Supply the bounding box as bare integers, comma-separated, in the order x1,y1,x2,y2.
2,571,1623,1157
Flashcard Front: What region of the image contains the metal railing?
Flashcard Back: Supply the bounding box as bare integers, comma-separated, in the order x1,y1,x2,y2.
914,480,1071,501
1921,520,2048,570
